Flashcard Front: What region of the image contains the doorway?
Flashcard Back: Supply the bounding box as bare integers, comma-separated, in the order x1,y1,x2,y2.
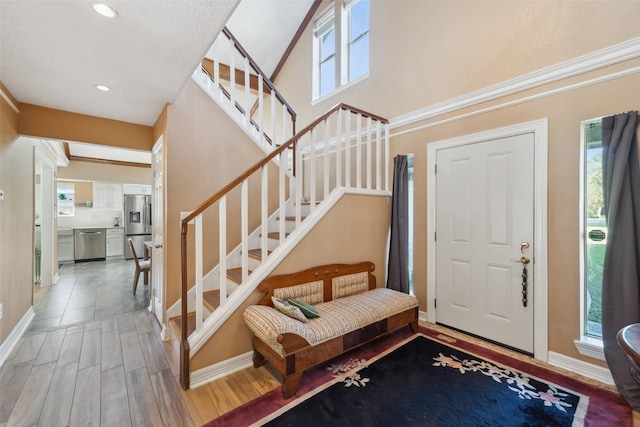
34,147,55,292
426,119,548,360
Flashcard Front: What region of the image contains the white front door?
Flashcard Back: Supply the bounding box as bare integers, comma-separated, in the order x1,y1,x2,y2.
151,138,165,333
435,133,535,353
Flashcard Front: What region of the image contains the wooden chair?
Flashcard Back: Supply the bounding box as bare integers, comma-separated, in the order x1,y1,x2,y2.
128,238,151,295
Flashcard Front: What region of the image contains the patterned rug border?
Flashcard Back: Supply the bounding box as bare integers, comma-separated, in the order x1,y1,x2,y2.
204,323,631,427
253,332,593,426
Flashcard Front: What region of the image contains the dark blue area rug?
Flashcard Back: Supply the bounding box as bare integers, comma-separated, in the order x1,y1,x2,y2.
259,335,587,426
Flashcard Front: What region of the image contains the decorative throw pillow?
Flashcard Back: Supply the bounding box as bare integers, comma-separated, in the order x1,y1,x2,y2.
272,297,309,323
288,298,320,318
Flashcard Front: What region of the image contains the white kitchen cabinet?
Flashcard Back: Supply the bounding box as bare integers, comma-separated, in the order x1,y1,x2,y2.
94,183,123,210
123,183,152,195
58,229,74,263
106,228,124,257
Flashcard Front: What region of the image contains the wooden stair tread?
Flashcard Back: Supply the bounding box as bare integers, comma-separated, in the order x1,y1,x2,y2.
203,290,221,312
227,268,251,284
266,232,289,239
247,249,271,260
276,216,306,221
169,312,196,339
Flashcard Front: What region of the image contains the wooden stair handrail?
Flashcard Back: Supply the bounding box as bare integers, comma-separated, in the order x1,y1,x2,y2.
179,103,388,390
180,103,387,226
222,27,296,118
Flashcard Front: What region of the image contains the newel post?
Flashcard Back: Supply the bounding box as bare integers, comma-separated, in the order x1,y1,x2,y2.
180,221,190,390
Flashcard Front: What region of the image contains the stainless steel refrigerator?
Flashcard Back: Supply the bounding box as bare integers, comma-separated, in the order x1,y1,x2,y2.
124,194,151,259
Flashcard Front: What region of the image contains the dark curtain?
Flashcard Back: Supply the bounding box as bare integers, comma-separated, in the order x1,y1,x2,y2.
601,111,640,410
387,155,409,293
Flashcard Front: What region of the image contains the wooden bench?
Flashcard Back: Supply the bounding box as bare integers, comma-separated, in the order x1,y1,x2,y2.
243,262,419,398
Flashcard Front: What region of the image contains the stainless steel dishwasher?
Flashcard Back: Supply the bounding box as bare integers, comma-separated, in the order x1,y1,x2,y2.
74,228,106,261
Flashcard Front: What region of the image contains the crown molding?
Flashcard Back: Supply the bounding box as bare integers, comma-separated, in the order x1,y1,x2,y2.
390,36,640,130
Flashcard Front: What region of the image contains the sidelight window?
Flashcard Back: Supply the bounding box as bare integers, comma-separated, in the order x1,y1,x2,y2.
581,119,604,339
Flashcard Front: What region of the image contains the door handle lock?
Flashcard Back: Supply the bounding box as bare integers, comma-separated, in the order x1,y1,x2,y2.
512,256,530,264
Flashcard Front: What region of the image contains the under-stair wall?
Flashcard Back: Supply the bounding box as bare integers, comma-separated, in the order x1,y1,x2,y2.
189,192,392,373
164,79,284,309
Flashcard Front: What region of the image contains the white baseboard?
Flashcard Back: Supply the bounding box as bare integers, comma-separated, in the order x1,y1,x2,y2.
190,350,254,389
0,307,35,368
418,310,428,323
547,351,614,386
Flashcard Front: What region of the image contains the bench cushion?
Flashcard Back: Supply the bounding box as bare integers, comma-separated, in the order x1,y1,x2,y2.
243,288,418,356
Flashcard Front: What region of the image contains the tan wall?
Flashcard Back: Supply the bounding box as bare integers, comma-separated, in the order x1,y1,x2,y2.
0,86,34,345
57,160,152,184
272,0,640,368
165,80,283,308
277,0,640,121
191,193,391,369
18,103,153,151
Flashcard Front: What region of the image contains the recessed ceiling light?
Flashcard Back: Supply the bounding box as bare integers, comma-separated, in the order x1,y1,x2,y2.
95,85,111,92
93,3,118,18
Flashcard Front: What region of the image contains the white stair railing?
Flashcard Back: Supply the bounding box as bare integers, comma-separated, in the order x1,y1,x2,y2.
179,104,389,390
200,27,296,152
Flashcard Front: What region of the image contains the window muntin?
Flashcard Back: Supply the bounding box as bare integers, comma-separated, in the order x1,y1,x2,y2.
582,120,604,338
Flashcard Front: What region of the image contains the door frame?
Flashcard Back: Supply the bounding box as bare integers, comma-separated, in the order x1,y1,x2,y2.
151,135,166,339
426,118,548,361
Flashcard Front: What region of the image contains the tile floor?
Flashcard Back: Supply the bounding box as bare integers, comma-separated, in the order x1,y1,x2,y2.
0,260,195,426
30,260,151,332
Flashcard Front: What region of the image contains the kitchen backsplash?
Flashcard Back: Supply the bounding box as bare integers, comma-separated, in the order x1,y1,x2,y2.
58,208,122,229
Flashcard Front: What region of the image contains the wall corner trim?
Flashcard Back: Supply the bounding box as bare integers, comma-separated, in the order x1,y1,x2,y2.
389,36,640,130
547,350,614,386
0,307,35,368
0,86,20,114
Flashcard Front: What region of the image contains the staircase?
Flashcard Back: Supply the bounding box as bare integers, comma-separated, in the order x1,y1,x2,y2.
171,27,391,389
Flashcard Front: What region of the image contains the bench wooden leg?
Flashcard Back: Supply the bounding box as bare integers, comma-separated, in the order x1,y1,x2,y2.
409,319,418,333
282,372,303,399
253,349,266,368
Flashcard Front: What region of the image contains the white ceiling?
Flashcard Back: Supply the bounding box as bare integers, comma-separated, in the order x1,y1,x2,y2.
0,0,312,165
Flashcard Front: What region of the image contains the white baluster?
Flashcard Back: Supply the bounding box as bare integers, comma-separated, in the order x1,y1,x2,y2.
366,117,372,190
336,109,342,189
385,124,390,191
279,151,286,244
310,129,316,212
229,40,236,113
241,180,248,283
271,91,276,151
195,214,203,331
219,196,227,306
295,138,303,226
376,120,382,190
213,40,221,103
356,113,362,189
323,119,329,199
345,111,352,187
258,74,264,147
244,58,250,128
262,165,270,259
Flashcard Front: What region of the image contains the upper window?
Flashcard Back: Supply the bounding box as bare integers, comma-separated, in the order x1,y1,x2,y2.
313,0,370,100
581,119,604,339
346,0,369,82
